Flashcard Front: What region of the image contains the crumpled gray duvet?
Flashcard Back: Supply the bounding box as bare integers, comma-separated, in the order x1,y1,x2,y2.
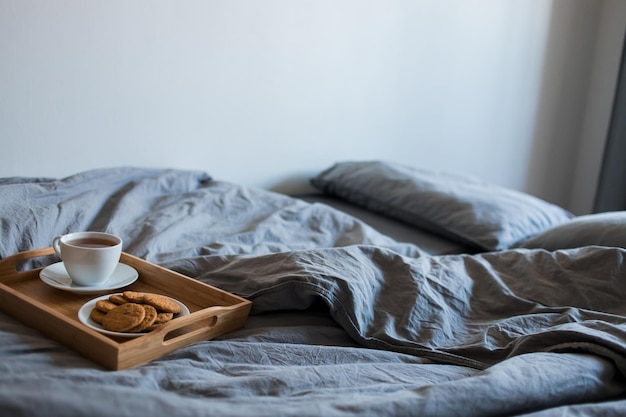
1,167,626,417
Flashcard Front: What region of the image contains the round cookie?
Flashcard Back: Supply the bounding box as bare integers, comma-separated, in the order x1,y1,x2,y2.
143,293,181,314
108,294,128,305
95,299,119,313
155,312,174,324
129,304,158,333
102,303,146,332
89,308,107,324
122,291,145,303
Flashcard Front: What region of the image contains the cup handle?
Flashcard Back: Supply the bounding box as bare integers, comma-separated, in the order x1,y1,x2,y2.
52,235,63,259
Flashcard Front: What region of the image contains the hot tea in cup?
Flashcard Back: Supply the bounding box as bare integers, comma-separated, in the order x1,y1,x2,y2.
52,232,122,286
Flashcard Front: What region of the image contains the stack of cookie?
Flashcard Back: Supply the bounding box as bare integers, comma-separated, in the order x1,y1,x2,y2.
90,291,181,333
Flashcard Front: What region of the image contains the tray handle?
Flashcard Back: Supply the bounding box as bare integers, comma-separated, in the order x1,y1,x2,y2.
149,305,234,347
0,247,56,276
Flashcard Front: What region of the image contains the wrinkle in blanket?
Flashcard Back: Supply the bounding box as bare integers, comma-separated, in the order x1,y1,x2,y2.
195,245,626,374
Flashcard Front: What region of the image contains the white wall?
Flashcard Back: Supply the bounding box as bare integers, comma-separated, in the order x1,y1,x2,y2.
1,0,624,213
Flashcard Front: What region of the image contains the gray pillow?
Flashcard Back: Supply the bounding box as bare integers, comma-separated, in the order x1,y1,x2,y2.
516,211,626,250
310,161,574,251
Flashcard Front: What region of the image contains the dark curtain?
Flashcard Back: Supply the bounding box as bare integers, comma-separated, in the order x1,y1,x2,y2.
594,29,626,212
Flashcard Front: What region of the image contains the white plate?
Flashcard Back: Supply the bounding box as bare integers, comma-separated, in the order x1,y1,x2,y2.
78,293,190,338
40,262,139,294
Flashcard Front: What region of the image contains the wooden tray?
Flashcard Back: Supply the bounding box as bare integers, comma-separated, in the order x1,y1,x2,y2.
0,247,252,370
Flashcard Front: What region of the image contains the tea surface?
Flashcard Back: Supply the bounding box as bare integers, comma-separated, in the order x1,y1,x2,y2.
68,238,116,248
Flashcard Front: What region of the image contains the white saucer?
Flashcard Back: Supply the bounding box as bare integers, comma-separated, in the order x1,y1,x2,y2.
78,293,189,338
40,262,139,294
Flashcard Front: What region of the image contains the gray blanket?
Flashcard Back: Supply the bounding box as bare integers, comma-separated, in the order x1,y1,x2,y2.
193,244,626,373
1,168,626,417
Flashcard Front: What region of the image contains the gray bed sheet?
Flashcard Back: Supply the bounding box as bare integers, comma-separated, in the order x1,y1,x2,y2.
1,167,626,417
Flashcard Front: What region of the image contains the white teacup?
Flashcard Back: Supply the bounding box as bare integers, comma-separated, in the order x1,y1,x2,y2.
52,231,122,286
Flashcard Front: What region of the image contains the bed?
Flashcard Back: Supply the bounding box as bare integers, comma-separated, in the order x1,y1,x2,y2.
1,160,626,417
